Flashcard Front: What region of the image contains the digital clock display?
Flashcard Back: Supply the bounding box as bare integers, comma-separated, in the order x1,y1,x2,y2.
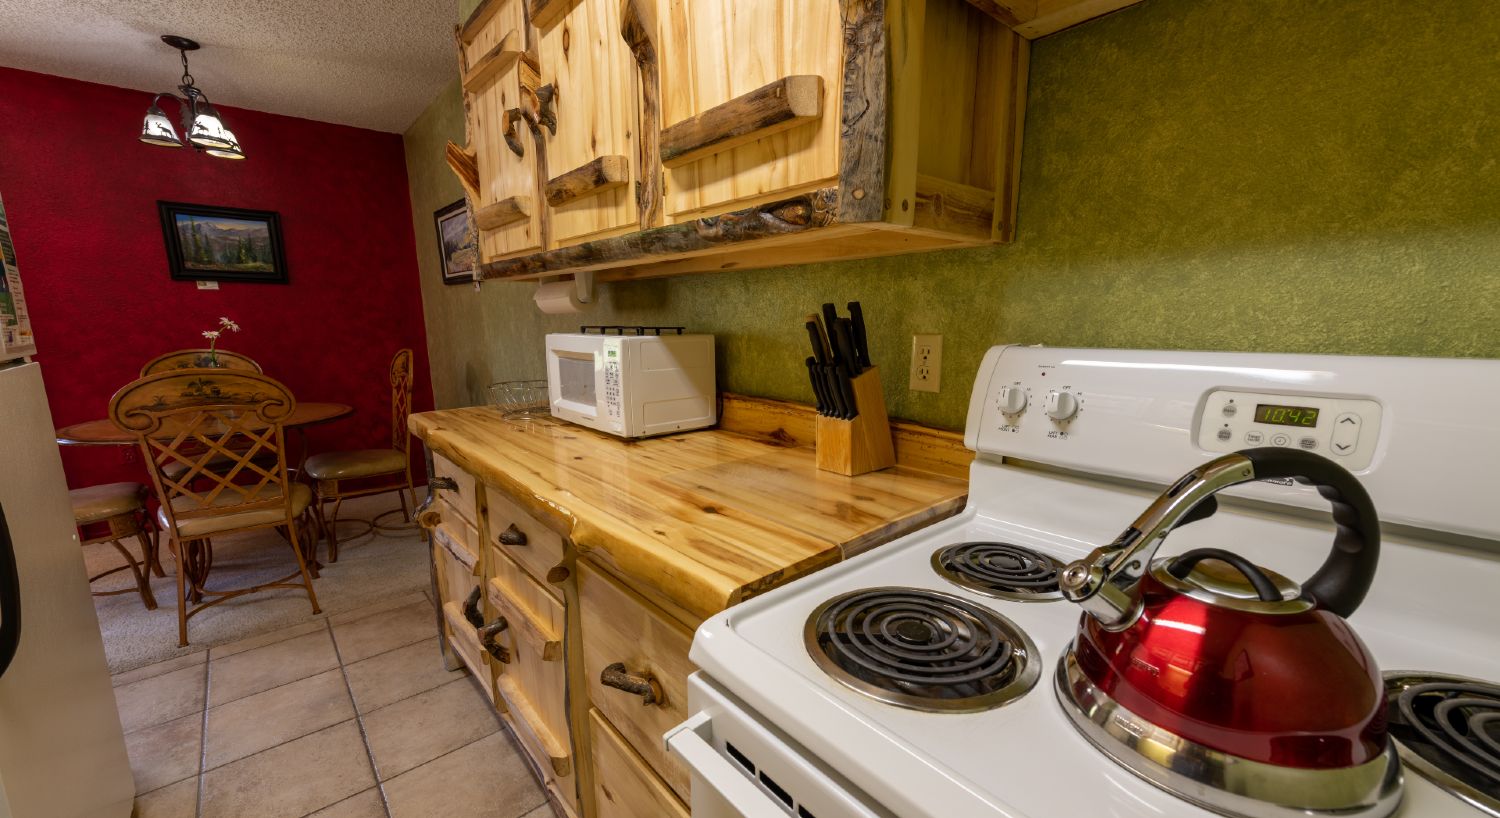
1255,404,1320,427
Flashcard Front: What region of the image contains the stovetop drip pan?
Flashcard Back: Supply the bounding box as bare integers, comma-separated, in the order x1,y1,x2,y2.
804,587,1039,713
1387,672,1500,817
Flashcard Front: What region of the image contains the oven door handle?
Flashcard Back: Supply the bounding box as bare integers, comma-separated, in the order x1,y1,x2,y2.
666,711,789,818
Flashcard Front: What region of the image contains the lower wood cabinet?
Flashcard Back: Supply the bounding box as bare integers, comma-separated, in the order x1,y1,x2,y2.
578,560,694,802
590,708,690,818
423,454,709,818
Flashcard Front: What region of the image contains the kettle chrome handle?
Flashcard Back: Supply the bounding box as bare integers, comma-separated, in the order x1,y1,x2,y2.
1059,447,1380,629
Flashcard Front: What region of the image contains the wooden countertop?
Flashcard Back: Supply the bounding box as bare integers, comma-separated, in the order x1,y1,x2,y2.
410,404,969,623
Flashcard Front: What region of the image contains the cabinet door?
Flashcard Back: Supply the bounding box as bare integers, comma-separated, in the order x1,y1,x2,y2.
659,0,842,221
535,0,641,248
460,0,543,260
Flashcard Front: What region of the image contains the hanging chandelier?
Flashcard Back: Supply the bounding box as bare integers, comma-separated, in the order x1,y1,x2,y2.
139,35,244,160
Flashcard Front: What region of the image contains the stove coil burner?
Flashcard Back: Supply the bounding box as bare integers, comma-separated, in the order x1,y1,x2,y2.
804,587,1039,713
931,542,1065,601
1387,674,1500,816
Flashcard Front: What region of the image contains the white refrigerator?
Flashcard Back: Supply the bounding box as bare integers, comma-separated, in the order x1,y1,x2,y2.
0,202,134,816
0,363,135,817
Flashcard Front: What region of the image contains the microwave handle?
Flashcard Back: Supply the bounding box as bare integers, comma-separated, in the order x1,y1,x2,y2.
0,504,22,679
666,711,789,818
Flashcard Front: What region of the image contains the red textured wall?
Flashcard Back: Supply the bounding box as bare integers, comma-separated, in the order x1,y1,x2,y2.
0,67,433,488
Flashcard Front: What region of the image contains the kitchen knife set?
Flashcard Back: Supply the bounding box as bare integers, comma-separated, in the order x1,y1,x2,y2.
805,302,872,419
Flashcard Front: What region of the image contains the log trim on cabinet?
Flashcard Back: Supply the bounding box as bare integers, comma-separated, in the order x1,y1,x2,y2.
660,75,825,169
836,0,888,223
480,187,841,280
459,0,506,43
462,30,522,92
621,0,664,230
544,155,632,208
475,196,533,231
528,0,575,30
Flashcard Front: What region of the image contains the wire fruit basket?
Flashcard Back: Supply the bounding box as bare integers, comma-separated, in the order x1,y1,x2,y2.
487,379,549,420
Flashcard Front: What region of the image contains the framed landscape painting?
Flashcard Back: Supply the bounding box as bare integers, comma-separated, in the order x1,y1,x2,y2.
434,199,477,285
159,202,287,283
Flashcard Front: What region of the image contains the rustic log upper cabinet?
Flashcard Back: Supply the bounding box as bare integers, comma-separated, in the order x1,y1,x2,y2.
450,0,1139,280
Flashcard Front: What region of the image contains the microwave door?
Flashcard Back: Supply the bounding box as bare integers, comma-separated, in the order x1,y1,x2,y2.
556,353,598,410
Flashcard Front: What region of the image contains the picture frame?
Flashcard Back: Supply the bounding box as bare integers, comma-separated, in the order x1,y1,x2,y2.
434,199,478,285
158,201,287,284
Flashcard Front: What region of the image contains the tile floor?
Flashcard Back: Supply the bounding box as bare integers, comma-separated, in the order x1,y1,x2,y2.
118,591,556,818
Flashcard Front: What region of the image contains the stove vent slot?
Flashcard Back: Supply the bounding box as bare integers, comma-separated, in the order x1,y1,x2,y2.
722,739,820,817
725,741,755,774
760,772,793,807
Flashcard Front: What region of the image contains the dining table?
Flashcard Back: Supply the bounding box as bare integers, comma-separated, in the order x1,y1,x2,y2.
54,402,354,446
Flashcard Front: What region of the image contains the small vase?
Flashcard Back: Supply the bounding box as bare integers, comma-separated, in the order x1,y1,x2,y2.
194,354,226,368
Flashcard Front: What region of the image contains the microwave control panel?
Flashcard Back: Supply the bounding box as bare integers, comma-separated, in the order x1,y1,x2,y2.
602,338,623,423
1195,390,1382,471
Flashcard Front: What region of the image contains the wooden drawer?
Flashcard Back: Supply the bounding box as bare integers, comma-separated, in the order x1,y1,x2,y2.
590,709,689,818
441,600,495,705
487,552,575,812
433,520,479,579
579,561,694,801
431,452,478,527
487,488,567,594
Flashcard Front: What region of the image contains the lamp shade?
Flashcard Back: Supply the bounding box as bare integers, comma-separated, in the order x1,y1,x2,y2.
139,104,184,147
187,102,237,150
204,137,245,160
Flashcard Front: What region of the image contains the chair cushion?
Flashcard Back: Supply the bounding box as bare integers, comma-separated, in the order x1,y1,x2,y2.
304,449,407,481
70,483,146,525
157,483,312,539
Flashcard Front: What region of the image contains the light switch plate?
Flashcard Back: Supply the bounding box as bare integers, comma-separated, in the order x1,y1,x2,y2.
909,334,942,392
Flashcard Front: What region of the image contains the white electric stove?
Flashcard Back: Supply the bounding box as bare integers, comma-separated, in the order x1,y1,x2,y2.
671,347,1500,818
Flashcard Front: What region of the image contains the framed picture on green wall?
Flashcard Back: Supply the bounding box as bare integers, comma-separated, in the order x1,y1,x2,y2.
435,199,477,285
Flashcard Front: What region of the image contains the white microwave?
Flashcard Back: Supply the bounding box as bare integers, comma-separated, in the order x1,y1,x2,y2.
546,329,717,438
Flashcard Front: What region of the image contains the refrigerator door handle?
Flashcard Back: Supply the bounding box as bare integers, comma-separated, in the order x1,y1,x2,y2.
0,504,21,678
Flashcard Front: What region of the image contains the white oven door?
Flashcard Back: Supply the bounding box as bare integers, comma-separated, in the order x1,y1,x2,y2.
667,673,889,818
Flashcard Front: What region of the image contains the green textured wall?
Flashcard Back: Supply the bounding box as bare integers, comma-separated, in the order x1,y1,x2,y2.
406,0,1500,431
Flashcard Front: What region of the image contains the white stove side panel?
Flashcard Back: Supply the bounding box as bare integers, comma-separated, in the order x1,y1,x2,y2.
966,346,1500,541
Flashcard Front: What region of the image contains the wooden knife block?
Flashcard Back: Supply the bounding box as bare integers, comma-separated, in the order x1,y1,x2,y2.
816,367,896,476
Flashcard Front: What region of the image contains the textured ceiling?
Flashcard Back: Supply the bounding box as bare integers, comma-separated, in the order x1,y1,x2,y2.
0,0,457,133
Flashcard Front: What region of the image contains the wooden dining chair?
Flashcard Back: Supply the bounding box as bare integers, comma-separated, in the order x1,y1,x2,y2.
70,482,160,610
140,348,262,376
109,370,321,646
304,349,416,562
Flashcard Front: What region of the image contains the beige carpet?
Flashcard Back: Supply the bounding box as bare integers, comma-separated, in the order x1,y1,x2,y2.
85,493,431,674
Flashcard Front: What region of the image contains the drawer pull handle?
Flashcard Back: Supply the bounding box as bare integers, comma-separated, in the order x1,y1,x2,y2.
498,523,528,546
478,616,511,663
502,108,525,157
601,662,662,706
462,586,484,628
430,476,459,493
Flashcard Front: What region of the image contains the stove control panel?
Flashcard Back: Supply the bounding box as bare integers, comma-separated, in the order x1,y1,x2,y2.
964,345,1500,540
1195,390,1382,471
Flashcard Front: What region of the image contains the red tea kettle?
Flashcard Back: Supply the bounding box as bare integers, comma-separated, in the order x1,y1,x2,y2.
1056,447,1402,818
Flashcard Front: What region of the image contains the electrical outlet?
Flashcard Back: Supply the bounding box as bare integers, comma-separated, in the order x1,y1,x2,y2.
909,334,942,392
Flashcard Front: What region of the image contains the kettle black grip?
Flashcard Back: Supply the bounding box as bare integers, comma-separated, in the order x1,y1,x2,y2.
1239,447,1380,617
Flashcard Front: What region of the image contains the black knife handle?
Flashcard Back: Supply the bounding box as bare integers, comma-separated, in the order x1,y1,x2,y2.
823,364,848,419
805,322,828,365
821,304,841,364
833,319,861,379
807,357,827,415
848,302,871,369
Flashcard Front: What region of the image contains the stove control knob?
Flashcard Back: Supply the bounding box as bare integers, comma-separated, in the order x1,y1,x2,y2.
998,384,1028,415
1044,389,1078,421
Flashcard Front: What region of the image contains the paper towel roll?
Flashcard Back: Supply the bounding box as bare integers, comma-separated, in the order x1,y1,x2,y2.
533,280,586,313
